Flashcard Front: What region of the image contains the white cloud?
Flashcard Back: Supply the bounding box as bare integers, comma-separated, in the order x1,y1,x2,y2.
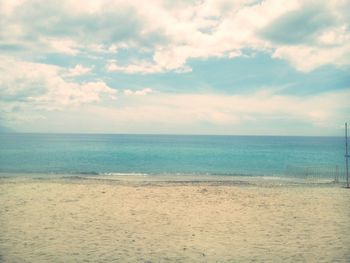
106,60,192,74
28,81,117,110
134,90,345,127
66,64,93,77
0,56,117,111
1,0,349,73
273,43,350,72
107,60,163,74
318,26,350,46
111,0,349,73
0,0,25,16
123,88,153,96
8,88,348,134
48,38,80,56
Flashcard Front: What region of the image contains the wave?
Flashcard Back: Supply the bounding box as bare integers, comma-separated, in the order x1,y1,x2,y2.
0,169,345,184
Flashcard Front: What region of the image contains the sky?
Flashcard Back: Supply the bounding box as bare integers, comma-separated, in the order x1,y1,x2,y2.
0,0,349,135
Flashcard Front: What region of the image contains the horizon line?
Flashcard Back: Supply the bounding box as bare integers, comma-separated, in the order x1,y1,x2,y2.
0,131,344,138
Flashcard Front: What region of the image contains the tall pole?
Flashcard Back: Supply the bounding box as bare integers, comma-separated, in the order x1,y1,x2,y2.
346,122,349,188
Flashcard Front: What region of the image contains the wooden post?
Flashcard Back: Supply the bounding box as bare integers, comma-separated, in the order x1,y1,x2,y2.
346,123,349,188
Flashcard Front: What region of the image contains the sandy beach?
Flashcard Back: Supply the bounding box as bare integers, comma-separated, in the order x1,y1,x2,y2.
0,176,349,262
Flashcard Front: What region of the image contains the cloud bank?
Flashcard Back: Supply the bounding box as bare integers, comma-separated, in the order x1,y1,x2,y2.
5,89,348,135
1,0,349,72
0,0,349,134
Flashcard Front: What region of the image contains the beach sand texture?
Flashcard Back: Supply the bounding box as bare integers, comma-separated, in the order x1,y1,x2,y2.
0,178,350,262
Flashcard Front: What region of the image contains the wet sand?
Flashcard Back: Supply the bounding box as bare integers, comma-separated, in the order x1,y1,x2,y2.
0,177,349,262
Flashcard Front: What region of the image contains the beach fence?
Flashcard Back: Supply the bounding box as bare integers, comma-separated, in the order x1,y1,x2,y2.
284,123,349,185
285,165,347,183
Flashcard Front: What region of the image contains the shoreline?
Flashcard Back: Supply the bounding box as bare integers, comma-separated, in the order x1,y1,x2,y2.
0,171,344,186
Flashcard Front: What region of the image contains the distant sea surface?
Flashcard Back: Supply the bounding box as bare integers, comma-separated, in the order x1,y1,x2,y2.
0,133,345,178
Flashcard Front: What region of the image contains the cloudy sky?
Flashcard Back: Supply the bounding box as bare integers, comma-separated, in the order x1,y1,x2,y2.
0,0,349,135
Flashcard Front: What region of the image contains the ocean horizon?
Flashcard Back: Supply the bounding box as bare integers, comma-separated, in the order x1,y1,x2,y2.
0,133,346,180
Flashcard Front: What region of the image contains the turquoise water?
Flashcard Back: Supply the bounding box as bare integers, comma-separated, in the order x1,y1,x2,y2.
0,133,345,177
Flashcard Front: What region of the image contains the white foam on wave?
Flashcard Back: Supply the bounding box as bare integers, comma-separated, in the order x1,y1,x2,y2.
101,172,149,177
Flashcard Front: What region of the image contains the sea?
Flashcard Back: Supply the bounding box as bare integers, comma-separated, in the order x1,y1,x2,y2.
0,133,347,180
